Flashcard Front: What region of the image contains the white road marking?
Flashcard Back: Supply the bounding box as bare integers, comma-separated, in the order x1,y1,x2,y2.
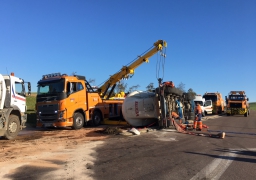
190,148,256,179
190,150,238,180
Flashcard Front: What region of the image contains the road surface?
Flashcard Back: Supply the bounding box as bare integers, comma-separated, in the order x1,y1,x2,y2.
0,111,256,180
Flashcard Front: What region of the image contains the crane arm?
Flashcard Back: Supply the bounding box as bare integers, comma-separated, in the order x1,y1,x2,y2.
98,40,167,99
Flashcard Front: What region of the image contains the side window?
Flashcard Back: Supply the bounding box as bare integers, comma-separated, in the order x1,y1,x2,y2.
15,82,25,96
77,82,84,91
67,82,76,94
205,101,211,106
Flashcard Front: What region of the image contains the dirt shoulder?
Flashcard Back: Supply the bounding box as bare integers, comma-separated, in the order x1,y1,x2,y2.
0,126,111,180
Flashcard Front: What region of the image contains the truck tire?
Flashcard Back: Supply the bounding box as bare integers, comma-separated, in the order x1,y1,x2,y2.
227,113,230,116
165,87,183,96
188,115,195,120
244,111,248,117
72,112,84,129
91,110,102,126
188,112,195,120
4,115,20,140
188,112,195,117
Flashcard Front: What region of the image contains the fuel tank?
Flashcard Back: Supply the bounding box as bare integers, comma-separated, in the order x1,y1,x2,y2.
122,91,159,127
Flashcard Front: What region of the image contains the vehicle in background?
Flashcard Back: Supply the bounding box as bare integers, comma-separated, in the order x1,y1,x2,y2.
193,95,211,116
203,92,225,114
225,91,250,117
0,72,31,140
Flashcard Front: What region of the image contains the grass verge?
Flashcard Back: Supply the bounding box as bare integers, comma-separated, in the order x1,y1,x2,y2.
250,102,256,111
26,95,37,127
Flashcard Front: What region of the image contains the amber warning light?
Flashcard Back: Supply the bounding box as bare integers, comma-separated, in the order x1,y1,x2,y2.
42,72,61,79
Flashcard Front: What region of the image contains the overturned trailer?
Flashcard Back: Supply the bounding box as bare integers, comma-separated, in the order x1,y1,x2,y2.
122,80,195,127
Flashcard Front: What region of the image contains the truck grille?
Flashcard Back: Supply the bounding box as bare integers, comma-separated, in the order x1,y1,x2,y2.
230,103,242,108
38,104,59,122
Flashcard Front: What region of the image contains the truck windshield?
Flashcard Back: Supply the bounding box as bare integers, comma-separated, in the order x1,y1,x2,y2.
229,95,244,100
205,100,212,106
194,101,203,106
37,79,65,95
203,95,217,101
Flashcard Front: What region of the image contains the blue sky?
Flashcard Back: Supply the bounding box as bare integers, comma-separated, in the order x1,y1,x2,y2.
1,0,255,102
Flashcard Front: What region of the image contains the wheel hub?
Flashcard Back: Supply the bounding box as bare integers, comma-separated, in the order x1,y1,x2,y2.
8,122,18,133
94,115,100,124
76,117,83,126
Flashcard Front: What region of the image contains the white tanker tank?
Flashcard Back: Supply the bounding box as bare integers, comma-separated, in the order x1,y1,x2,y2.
122,91,159,127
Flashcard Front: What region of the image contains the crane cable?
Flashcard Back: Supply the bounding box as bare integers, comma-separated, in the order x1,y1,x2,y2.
155,46,167,81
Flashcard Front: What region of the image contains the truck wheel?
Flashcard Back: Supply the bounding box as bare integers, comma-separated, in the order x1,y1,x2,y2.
188,112,195,117
91,111,102,126
4,115,20,140
188,115,195,119
244,111,248,117
72,112,84,129
165,87,183,96
226,113,230,116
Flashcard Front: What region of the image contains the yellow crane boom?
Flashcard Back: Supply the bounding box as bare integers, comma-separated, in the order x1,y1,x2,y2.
98,40,167,99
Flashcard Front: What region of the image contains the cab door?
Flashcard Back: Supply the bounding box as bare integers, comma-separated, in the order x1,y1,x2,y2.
204,100,212,114
66,81,87,113
75,82,87,111
10,77,26,113
66,81,79,118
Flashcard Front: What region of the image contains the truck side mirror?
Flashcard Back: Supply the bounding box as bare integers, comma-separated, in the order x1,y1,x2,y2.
28,82,31,91
27,82,31,96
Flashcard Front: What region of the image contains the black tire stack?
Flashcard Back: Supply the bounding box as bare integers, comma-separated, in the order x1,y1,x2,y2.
155,87,183,96
183,93,195,120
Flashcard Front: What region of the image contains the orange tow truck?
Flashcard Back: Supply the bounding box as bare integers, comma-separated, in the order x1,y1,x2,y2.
225,91,250,117
36,40,167,129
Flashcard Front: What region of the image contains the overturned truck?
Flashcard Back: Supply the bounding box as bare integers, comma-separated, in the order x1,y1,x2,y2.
122,80,195,127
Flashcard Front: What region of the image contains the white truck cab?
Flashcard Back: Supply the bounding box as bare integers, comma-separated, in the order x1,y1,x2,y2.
193,95,212,116
0,72,31,140
204,100,213,115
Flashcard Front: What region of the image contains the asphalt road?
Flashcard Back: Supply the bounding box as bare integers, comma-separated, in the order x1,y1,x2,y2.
90,111,256,180
1,111,255,180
